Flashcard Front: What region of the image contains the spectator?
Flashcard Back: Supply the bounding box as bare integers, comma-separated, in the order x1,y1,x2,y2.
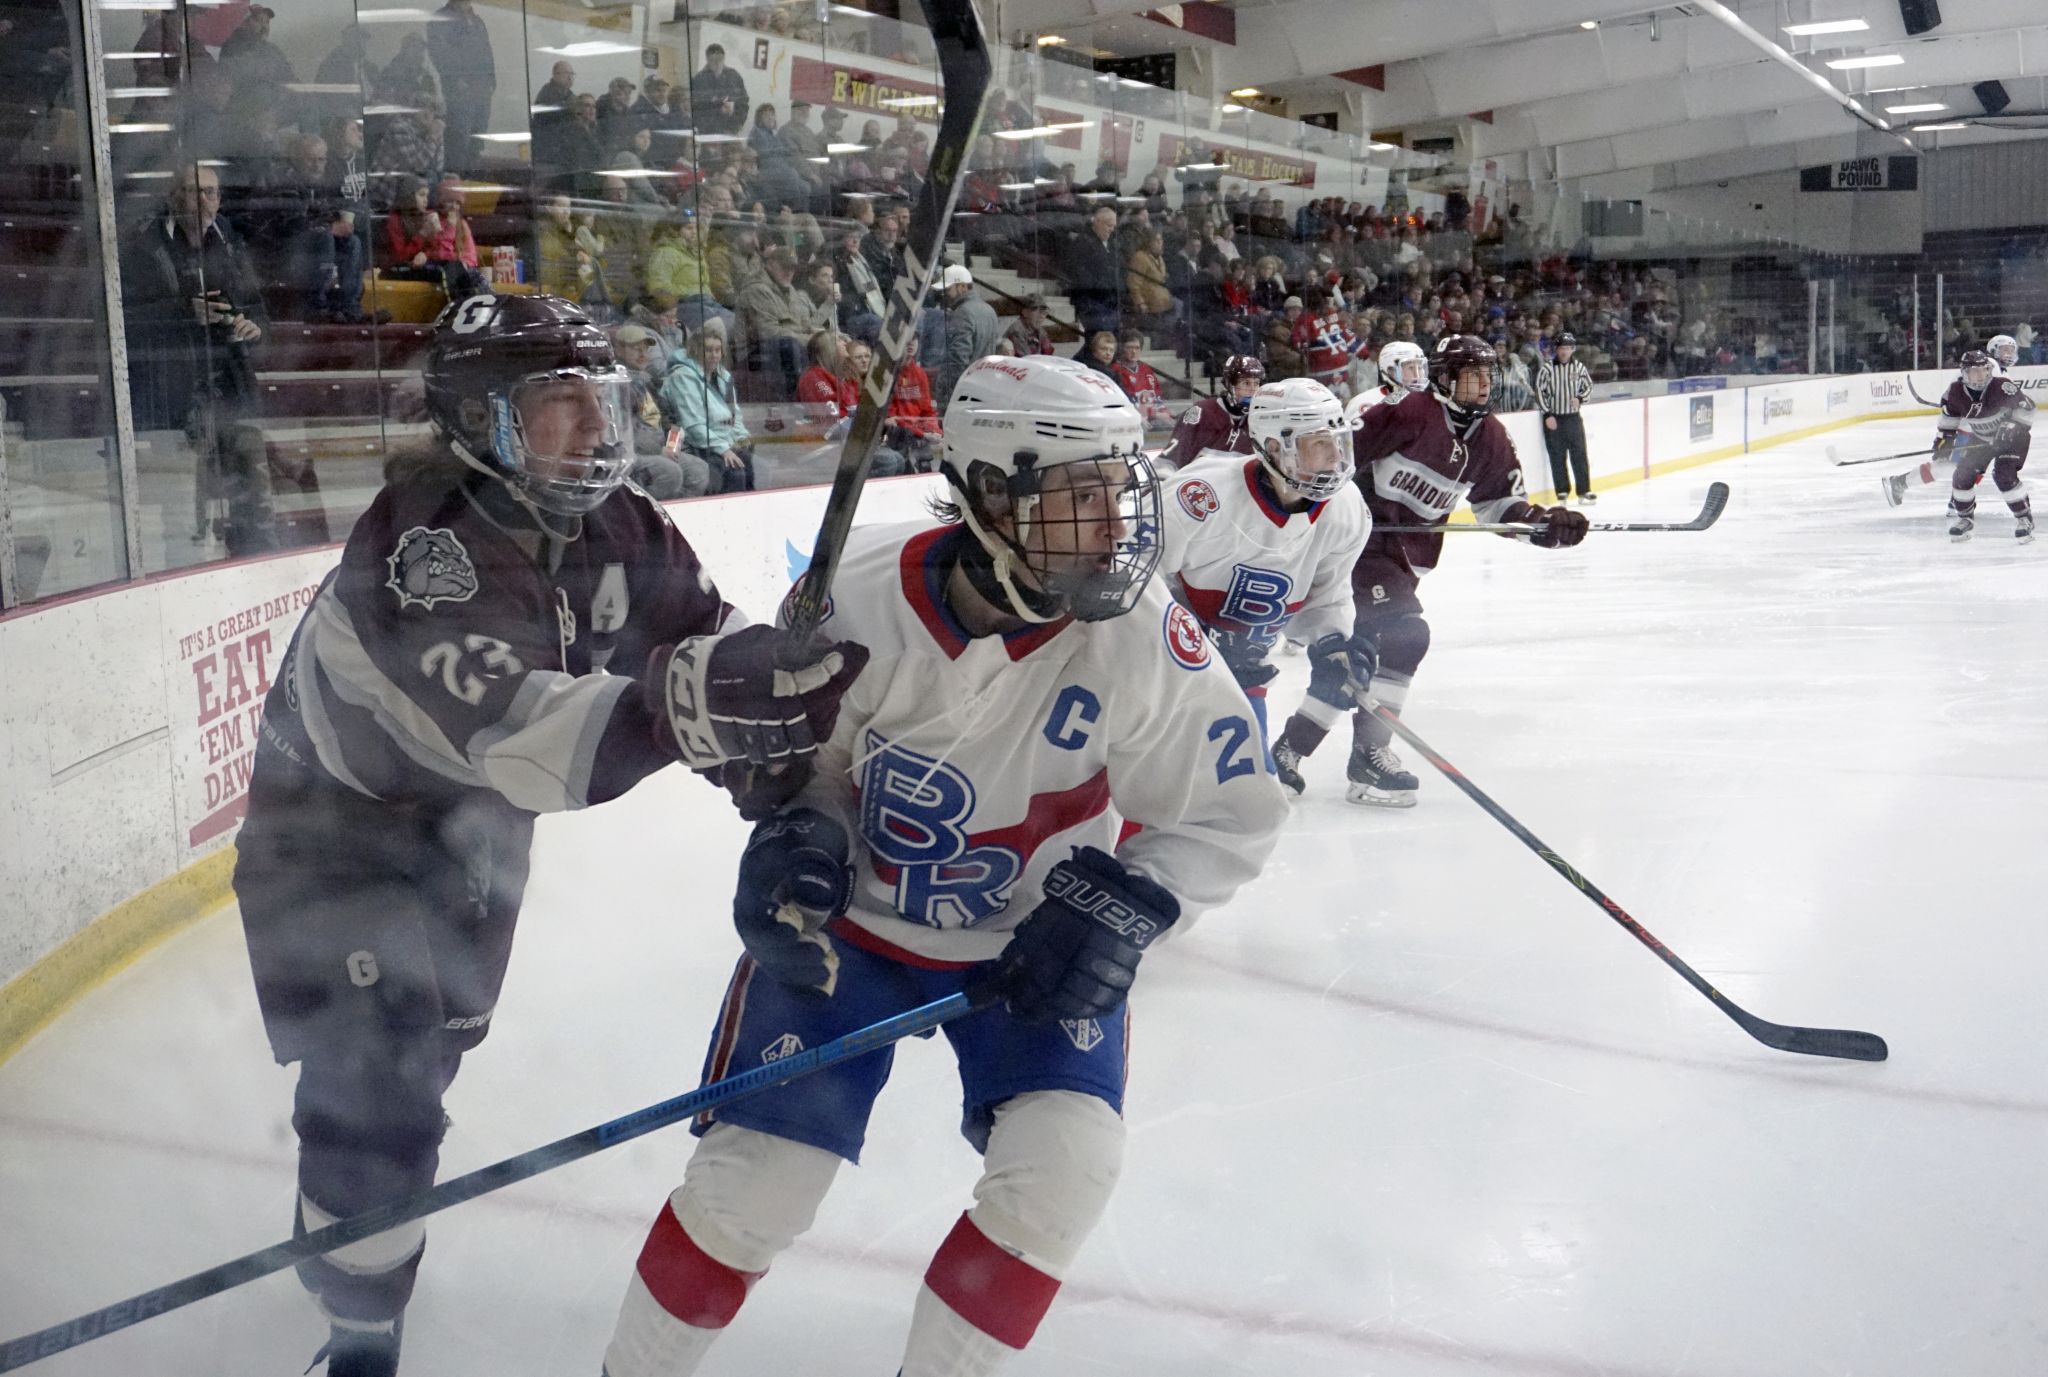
534,60,576,113
1076,327,1118,379
429,183,491,299
1110,329,1166,425
735,243,824,398
255,132,367,324
885,335,941,470
644,213,728,338
859,210,906,293
536,91,604,191
1063,204,1123,334
795,329,849,415
598,76,641,147
383,175,444,278
1004,295,1055,356
630,75,673,130
375,33,437,108
612,323,709,498
661,324,754,492
690,43,749,135
1264,295,1305,376
832,222,885,341
119,163,274,554
219,6,296,107
838,338,909,475
778,99,830,214
1124,227,1176,336
706,221,763,309
427,0,495,170
936,263,1000,405
535,191,599,300
311,25,373,126
368,96,445,203
799,256,843,339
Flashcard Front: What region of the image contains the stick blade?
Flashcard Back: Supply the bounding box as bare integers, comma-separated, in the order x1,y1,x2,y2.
1744,1015,1890,1062
1689,481,1731,530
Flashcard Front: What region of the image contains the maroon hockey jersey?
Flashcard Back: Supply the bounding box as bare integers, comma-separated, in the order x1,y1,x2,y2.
1160,394,1255,467
1939,375,2035,457
252,462,738,820
1351,388,1541,592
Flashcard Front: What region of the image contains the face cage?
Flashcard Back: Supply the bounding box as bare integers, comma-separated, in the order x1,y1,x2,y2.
1012,449,1165,622
488,367,636,516
1391,360,1428,391
1992,343,2018,367
1265,426,1355,501
1963,362,1995,391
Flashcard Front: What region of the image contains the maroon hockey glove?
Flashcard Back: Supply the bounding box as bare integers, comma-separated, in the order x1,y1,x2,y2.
648,626,868,770
980,847,1179,1023
1531,505,1589,548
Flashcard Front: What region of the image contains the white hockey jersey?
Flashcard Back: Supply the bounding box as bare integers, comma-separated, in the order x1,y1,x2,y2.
787,521,1289,965
1157,451,1370,646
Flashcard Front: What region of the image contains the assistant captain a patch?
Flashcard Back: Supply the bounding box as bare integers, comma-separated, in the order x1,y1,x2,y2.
386,526,480,611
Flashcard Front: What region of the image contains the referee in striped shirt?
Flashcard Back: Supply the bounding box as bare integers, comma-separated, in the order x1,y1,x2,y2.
1536,333,1596,503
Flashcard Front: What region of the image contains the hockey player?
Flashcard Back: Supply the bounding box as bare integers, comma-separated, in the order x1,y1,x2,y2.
231,295,867,1377
1882,349,2036,537
1882,340,2023,506
600,354,1288,1377
1159,353,1264,468
1989,334,2019,373
1156,376,1374,796
1278,335,1588,806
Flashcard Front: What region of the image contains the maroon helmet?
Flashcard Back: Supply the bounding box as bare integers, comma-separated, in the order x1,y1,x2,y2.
1959,349,1995,391
1429,334,1499,426
1219,354,1266,413
424,293,635,515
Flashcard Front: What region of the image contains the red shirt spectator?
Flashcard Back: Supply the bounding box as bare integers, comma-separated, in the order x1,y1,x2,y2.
888,358,940,437
797,363,855,418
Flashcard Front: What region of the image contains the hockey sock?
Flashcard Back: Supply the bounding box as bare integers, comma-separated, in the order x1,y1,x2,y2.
605,1205,763,1377
1278,714,1330,759
295,1194,427,1326
906,1214,1062,1376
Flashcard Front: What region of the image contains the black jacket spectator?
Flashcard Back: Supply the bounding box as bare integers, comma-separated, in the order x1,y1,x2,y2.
1062,210,1123,332
426,0,495,168
690,46,749,135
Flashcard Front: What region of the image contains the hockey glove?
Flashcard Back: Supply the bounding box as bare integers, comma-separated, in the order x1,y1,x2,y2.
733,808,852,997
649,625,868,770
981,847,1179,1023
1210,629,1278,691
1530,505,1590,548
1305,631,1378,710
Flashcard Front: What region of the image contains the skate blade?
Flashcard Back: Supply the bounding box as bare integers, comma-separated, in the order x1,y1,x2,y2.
1344,783,1417,808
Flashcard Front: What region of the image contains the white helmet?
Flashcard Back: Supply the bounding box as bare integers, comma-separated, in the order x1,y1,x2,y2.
1247,377,1355,502
1378,340,1428,394
941,355,1162,623
1988,334,2018,368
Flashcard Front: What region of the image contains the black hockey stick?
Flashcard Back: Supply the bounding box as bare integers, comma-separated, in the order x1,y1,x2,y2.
779,0,990,643
1906,374,1944,410
1372,706,1889,1064
1371,481,1729,535
1826,442,1938,466
0,988,996,1371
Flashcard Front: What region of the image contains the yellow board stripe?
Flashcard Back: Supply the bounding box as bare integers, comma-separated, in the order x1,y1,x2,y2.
0,847,238,1065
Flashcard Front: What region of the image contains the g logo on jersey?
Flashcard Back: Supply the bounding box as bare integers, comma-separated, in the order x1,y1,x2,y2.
386,527,479,611
1163,602,1211,671
1176,479,1220,522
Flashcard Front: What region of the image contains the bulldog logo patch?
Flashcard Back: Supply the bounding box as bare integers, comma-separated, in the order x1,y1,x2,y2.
386,527,479,611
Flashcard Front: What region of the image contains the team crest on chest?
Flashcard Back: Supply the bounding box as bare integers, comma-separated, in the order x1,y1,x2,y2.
1177,478,1220,522
385,527,479,611
1163,601,1211,671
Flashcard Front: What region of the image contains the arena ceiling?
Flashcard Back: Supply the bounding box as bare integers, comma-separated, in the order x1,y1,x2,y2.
1013,0,2048,192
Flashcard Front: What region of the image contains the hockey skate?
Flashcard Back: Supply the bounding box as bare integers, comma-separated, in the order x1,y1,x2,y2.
1881,473,1907,507
1272,741,1307,797
1947,510,1975,542
2017,512,2036,544
307,1318,402,1377
1346,740,1418,808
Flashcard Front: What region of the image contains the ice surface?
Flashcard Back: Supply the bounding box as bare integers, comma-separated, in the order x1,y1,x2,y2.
5,419,2046,1376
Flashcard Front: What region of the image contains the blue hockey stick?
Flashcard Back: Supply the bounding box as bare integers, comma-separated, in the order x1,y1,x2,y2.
0,989,984,1371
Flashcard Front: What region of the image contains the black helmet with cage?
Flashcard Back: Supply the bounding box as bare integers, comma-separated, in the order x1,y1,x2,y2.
1429,334,1499,428
423,294,636,516
1959,349,1996,393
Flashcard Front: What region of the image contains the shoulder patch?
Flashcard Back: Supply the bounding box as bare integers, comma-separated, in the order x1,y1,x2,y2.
1176,478,1220,522
1179,403,1204,426
1163,601,1212,671
385,527,479,611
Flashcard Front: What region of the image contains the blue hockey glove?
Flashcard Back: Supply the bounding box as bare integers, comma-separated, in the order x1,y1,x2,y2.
981,847,1180,1022
1210,629,1278,691
1304,631,1378,710
733,808,852,996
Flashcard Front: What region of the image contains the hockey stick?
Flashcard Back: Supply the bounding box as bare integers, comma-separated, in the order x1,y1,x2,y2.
1826,442,1937,466
1372,706,1888,1063
1906,375,1944,410
778,0,990,644
0,988,993,1371
1371,481,1729,535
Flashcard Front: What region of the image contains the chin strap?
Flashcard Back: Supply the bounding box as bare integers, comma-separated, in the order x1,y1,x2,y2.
953,503,1066,626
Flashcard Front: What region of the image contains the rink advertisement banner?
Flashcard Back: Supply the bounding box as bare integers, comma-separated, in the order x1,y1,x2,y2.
1154,133,1318,188
158,555,333,856
1690,396,1715,441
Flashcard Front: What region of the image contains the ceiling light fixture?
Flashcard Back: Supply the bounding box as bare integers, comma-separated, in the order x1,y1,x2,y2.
1884,102,1946,114
1784,19,1871,35
1912,121,1967,131
1579,20,1598,30
1825,53,1904,68
1035,34,1066,46
1229,87,1261,98
536,41,640,57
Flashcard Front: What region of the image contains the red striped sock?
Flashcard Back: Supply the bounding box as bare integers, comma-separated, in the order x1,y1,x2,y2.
922,1214,1061,1350
634,1204,764,1329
